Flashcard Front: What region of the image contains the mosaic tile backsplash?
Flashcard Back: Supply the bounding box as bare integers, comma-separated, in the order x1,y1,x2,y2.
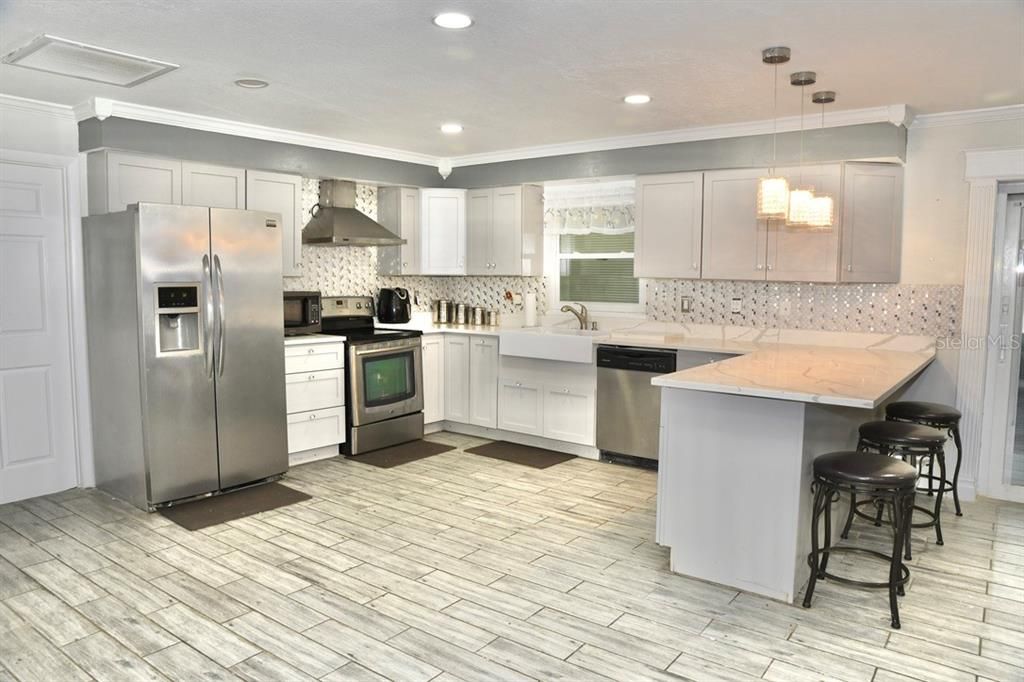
285,181,960,337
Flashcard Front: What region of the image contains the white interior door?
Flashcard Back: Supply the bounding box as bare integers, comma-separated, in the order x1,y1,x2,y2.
0,153,79,503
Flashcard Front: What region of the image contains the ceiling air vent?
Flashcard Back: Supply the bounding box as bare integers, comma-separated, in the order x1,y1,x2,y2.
2,34,178,87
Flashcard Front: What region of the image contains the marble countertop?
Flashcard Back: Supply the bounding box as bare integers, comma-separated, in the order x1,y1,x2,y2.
651,339,935,408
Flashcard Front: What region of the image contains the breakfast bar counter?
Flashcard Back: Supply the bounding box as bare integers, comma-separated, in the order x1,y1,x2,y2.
651,331,935,603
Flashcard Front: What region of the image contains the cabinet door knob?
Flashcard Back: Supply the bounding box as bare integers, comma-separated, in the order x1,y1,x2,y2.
767,264,773,271
756,264,764,270
846,264,853,272
515,382,522,387
691,262,697,270
307,348,315,354
562,388,570,393
309,414,317,420
308,374,316,381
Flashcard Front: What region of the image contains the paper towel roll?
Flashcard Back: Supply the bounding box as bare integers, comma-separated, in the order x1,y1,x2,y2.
524,292,537,327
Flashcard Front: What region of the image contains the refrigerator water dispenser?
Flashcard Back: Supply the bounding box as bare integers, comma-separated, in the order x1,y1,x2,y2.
156,284,201,354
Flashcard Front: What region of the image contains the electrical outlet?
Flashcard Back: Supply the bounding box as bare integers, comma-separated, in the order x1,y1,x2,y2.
680,296,692,313
730,297,742,314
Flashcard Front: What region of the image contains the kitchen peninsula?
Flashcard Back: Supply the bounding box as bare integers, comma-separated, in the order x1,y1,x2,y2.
652,330,936,603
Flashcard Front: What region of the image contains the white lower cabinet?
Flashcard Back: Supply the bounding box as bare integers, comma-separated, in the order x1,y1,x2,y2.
469,336,499,428
422,335,444,424
287,407,346,454
498,379,543,435
284,338,345,461
498,357,597,446
541,384,595,445
443,334,499,427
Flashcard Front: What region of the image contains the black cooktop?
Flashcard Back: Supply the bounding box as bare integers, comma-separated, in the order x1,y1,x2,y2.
322,328,422,344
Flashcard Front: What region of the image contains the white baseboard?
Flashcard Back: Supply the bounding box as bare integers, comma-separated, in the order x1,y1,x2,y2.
288,444,340,468
439,421,600,460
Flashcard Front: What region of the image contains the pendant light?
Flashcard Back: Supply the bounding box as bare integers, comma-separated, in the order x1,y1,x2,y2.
807,90,836,228
786,70,817,226
756,47,791,220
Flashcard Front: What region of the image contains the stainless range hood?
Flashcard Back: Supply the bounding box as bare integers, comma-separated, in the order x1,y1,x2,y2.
302,180,405,246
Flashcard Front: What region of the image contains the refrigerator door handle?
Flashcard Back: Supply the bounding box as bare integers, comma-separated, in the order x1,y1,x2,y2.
202,254,215,378
214,254,226,377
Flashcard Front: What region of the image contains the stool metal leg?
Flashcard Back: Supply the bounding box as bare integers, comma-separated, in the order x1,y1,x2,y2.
802,481,828,608
933,447,946,546
889,490,905,628
950,424,964,516
821,488,833,576
841,438,870,539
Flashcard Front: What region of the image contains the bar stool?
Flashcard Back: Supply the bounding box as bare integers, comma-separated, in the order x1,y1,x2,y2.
842,421,948,559
803,451,917,629
886,401,964,516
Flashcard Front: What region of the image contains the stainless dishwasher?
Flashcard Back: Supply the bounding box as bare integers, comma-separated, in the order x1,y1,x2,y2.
596,345,677,463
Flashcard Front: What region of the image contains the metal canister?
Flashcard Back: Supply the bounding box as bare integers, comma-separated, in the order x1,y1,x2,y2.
472,306,485,326
436,300,452,324
455,303,468,325
487,310,499,326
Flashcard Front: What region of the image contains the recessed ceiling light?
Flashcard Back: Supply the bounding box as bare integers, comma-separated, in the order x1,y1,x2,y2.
624,94,651,105
440,122,464,134
433,12,473,29
234,78,269,89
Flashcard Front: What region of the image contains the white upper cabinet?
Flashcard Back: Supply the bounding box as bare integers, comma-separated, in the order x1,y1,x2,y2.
421,188,467,275
767,164,842,282
245,170,303,277
466,189,493,275
87,151,182,214
377,187,421,275
840,163,903,283
182,162,245,209
634,172,704,279
466,185,544,276
701,168,768,280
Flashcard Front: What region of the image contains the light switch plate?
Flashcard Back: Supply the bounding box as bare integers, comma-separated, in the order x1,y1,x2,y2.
730,297,742,314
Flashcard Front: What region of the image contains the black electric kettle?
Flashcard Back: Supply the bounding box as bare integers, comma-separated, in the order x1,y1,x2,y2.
376,287,412,323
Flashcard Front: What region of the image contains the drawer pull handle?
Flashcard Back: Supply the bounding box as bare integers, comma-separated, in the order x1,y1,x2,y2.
563,388,570,393
308,374,316,381
307,348,315,354
515,382,522,387
309,414,317,420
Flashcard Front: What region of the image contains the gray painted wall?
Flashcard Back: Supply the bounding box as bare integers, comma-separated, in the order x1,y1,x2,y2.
443,122,906,188
78,117,445,188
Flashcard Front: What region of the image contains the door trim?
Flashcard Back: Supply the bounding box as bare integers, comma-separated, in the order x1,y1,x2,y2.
0,148,92,490
957,147,1024,502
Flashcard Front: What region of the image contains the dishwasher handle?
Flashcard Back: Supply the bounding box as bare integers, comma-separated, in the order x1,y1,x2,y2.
596,346,677,373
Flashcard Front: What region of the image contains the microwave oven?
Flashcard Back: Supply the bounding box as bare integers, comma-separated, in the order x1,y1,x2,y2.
283,291,322,336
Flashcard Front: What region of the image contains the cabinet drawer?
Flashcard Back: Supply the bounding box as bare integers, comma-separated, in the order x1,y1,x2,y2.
287,406,345,454
286,369,344,413
285,342,345,373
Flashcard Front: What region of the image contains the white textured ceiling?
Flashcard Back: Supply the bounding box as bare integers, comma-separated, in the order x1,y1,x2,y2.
0,0,1021,158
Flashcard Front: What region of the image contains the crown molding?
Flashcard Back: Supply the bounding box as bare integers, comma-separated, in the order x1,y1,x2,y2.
0,93,75,119
74,97,439,167
448,105,908,167
911,104,1024,129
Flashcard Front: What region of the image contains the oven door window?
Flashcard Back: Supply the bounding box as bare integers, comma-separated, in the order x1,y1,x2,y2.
362,351,416,406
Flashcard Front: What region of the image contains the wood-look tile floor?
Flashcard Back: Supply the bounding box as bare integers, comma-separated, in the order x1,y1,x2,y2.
1,431,1022,682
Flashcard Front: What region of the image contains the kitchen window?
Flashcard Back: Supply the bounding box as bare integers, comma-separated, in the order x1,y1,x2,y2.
545,179,641,310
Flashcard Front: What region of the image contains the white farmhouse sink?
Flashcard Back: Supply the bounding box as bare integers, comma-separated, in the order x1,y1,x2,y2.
499,327,609,363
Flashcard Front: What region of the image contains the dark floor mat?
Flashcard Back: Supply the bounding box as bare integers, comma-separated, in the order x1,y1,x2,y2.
350,440,455,468
159,482,310,530
465,441,576,469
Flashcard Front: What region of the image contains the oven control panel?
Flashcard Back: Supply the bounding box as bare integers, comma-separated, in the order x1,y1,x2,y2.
322,296,374,318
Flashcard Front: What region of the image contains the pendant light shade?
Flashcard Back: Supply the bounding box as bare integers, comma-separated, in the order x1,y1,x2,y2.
757,176,790,219
787,188,816,226
756,46,790,220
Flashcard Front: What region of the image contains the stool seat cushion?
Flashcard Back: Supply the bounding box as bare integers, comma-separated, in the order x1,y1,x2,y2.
814,451,917,487
859,420,947,447
886,401,961,423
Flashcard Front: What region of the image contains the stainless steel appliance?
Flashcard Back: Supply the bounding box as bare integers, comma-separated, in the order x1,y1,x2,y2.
320,296,424,454
284,291,322,336
376,287,412,323
302,180,405,246
83,203,287,510
596,346,677,464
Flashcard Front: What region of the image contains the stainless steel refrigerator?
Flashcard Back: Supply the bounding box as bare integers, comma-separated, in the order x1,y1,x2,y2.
83,203,287,510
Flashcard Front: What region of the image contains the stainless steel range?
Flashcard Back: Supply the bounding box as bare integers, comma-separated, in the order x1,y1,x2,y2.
320,296,423,454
